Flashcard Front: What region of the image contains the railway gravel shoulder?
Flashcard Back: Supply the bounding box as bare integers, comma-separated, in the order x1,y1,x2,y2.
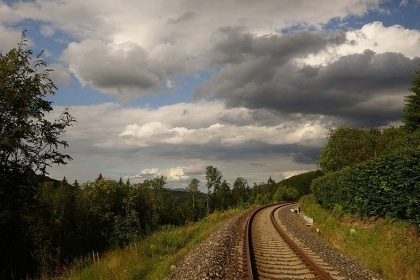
167,208,254,280
167,204,385,280
277,205,384,280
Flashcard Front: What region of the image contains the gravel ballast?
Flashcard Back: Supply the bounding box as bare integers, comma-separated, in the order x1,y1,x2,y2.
168,205,385,280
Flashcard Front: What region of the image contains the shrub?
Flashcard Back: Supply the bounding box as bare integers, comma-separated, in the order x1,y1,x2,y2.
312,148,420,226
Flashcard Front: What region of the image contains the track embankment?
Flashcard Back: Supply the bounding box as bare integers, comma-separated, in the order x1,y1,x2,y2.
168,204,383,280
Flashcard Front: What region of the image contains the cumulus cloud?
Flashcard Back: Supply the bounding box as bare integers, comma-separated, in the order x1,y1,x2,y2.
129,166,191,183
129,168,162,182
119,120,327,147
1,0,387,99
1,0,116,40
0,25,26,52
46,102,326,184
49,63,71,86
61,40,164,98
334,22,420,60
210,28,346,66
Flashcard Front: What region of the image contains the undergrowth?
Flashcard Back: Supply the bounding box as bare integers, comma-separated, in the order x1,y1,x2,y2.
59,208,244,280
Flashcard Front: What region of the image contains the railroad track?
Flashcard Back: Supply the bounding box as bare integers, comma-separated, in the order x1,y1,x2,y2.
244,204,340,280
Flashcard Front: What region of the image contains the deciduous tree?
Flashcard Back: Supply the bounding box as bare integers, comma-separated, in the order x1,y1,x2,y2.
232,177,249,206
404,67,420,133
205,165,222,215
317,127,378,172
186,178,200,209
0,32,75,278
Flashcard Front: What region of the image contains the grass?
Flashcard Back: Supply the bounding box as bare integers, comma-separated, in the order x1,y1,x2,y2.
60,208,245,280
299,194,420,280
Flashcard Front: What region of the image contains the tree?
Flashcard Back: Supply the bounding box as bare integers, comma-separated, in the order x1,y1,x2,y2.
205,166,222,215
96,173,104,182
186,178,200,209
232,177,249,206
0,33,75,176
0,32,75,278
213,179,232,210
317,127,379,172
403,67,420,133
73,179,80,188
32,179,79,275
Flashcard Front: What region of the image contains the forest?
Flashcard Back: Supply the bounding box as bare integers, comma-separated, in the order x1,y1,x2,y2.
1,34,419,279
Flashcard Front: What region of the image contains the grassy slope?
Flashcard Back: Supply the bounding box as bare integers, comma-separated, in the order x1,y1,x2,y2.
61,208,246,280
299,195,420,280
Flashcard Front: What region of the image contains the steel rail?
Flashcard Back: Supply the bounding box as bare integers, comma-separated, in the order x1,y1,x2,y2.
245,203,290,280
270,205,335,280
245,203,334,280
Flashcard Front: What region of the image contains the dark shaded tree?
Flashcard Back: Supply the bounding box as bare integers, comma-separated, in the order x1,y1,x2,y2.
205,166,222,215
0,32,75,278
213,179,232,211
232,177,249,206
404,66,420,133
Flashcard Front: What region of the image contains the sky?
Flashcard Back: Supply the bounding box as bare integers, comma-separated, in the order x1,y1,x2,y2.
1,0,419,190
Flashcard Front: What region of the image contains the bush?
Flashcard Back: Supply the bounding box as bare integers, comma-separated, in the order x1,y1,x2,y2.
312,148,420,226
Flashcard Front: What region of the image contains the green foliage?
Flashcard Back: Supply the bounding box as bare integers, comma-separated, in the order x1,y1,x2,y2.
23,175,203,277
404,67,420,133
205,165,222,215
318,127,380,172
318,126,418,172
312,148,420,226
299,195,420,280
186,178,200,221
271,171,323,202
232,177,249,206
34,180,78,251
273,186,300,202
0,33,75,278
278,170,323,196
213,179,232,211
64,209,244,280
0,33,75,175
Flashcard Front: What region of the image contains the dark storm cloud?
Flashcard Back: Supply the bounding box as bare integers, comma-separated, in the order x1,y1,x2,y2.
196,30,420,127
135,140,321,165
210,27,346,66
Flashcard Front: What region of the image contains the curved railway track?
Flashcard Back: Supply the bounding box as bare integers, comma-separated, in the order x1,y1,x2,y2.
245,204,339,280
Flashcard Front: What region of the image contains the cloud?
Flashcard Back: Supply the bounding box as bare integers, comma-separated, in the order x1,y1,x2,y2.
1,0,386,99
49,63,71,86
297,22,420,66
210,28,346,66
129,168,162,182
129,166,192,183
399,0,409,7
60,38,202,100
61,40,165,99
0,25,26,52
46,101,326,184
195,26,420,127
119,120,327,147
338,22,420,59
3,0,417,187
1,0,116,40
